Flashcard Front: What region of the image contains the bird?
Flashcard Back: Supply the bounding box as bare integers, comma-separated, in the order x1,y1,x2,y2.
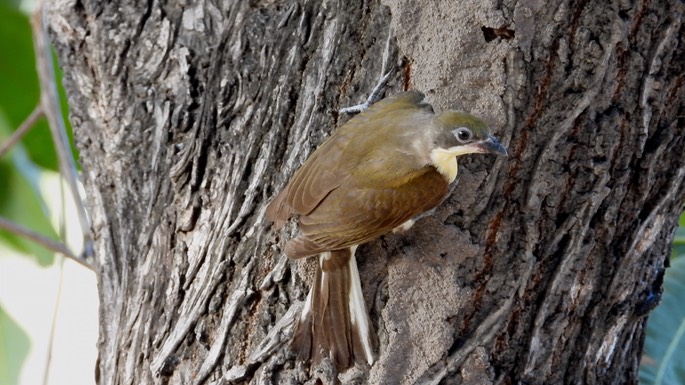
266,90,507,370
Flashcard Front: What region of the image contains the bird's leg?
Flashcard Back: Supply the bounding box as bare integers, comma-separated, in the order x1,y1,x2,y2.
391,219,416,233
391,207,437,233
396,180,459,230
339,70,394,115
340,28,397,115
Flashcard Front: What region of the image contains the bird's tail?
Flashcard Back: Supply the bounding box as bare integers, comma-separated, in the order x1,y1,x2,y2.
291,247,377,369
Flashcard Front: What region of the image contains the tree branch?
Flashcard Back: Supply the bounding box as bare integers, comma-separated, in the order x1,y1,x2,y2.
31,5,92,259
0,104,44,158
0,216,92,270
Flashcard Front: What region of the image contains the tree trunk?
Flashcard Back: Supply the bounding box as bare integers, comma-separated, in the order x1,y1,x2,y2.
46,0,685,384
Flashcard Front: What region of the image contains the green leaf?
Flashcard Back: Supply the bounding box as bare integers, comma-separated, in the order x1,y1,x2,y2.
0,305,30,385
0,3,76,171
673,227,685,258
0,111,56,265
672,212,685,259
640,256,685,385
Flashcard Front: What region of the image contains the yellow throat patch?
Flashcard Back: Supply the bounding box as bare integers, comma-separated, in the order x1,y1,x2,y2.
430,145,482,183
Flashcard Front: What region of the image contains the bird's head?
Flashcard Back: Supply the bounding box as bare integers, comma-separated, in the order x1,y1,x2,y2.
434,111,508,157
429,110,507,182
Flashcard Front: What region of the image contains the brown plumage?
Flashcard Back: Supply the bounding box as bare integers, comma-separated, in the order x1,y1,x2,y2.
290,248,377,368
266,91,506,369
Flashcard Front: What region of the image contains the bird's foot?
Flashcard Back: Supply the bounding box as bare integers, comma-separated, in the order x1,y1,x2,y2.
339,70,394,114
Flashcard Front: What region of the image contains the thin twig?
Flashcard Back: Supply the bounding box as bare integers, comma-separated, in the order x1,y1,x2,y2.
31,5,92,258
0,216,92,270
42,256,65,385
41,168,71,385
0,104,44,158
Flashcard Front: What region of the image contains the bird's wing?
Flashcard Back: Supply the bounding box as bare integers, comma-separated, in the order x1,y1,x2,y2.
286,168,448,258
266,91,432,227
265,127,350,228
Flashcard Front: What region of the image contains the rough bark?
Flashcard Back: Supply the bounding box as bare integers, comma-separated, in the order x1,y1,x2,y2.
46,0,684,384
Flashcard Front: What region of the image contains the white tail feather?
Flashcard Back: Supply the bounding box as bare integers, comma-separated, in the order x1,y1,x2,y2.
291,247,376,368
347,247,375,364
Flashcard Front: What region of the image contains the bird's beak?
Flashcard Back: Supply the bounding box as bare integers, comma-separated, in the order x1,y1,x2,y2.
478,135,508,156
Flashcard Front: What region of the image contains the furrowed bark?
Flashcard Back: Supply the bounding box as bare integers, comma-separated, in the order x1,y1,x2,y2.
46,0,684,384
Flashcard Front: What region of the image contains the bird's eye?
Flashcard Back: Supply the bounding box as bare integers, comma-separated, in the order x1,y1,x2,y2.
454,127,473,143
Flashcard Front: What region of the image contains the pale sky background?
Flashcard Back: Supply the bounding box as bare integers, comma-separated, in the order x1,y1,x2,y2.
0,172,97,385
